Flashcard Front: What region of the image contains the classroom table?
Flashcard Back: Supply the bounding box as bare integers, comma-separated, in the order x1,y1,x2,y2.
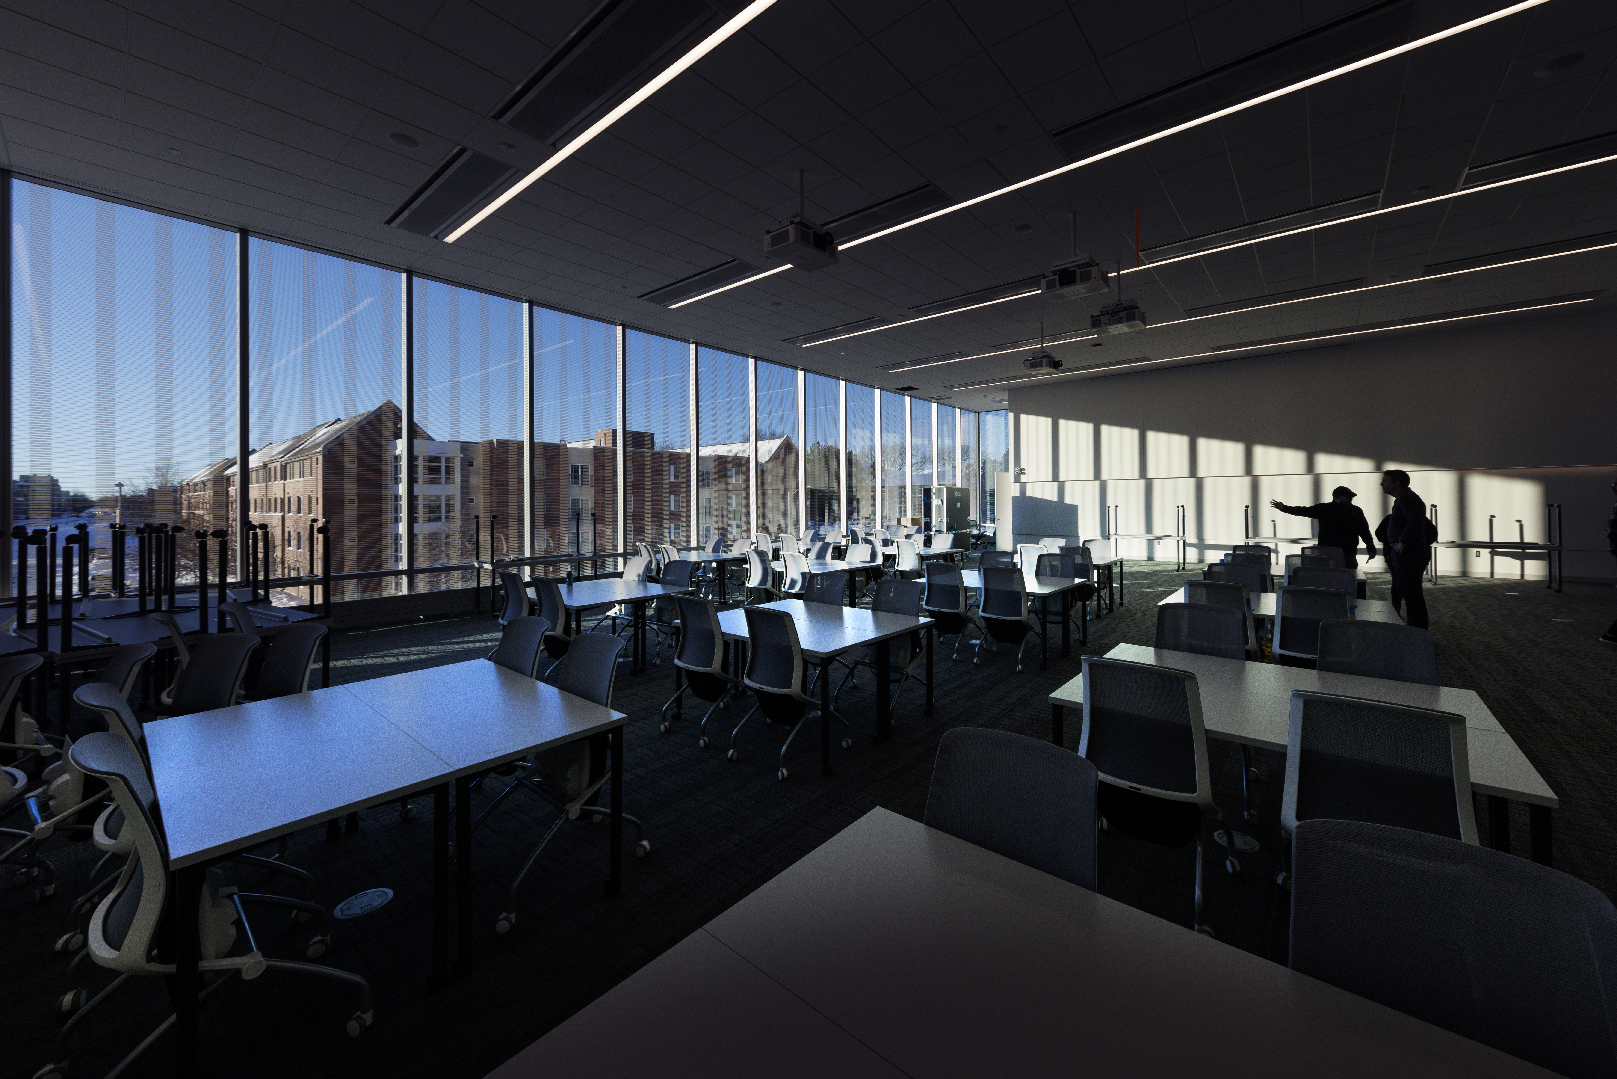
1156,585,1401,623
1048,643,1559,864
490,807,1552,1079
714,600,933,774
768,558,878,606
146,659,627,1079
677,551,748,603
549,579,688,673
960,568,1091,658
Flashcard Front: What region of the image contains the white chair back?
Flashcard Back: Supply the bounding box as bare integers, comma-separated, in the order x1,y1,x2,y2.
782,552,808,594
779,534,800,555
895,540,921,573
621,555,651,583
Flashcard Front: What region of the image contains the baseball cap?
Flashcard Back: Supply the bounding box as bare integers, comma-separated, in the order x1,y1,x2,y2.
1332,486,1356,498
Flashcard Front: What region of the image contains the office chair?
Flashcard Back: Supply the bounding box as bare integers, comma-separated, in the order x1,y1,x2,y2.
664,596,740,739
1227,551,1270,570
924,727,1098,890
1079,656,1237,933
707,537,725,554
480,632,649,935
218,598,264,635
496,570,531,625
1205,560,1267,595
1058,545,1095,581
1015,543,1048,571
533,577,574,659
1300,545,1345,568
803,571,847,606
1289,565,1356,594
777,534,800,556
95,642,157,701
892,539,922,579
978,550,1015,570
147,610,191,706
975,566,1038,672
807,541,833,560
1,654,56,901
37,733,372,1079
922,561,979,660
779,552,809,598
1272,586,1352,664
744,548,774,604
1182,580,1258,657
157,633,260,716
1154,603,1246,661
1233,543,1274,564
487,616,551,679
251,623,328,699
1289,819,1617,1079
727,606,850,780
833,578,925,714
1316,620,1439,684
1033,552,1094,636
646,559,694,659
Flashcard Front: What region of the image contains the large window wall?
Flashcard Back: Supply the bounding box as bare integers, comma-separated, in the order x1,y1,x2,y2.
981,410,1009,522
960,411,979,521
937,405,958,487
911,401,933,500
7,178,977,604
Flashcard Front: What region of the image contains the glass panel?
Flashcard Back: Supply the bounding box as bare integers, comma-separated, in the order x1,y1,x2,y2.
12,181,238,603
936,405,957,486
959,410,979,522
624,330,690,547
981,410,1009,523
881,391,907,526
697,347,749,549
412,279,523,591
803,372,840,535
911,400,933,494
248,237,400,602
755,361,799,538
845,383,875,534
533,308,617,564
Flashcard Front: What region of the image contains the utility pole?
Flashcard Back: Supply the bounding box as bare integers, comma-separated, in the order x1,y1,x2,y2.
115,481,124,525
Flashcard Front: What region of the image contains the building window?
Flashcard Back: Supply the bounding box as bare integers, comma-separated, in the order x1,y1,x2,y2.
699,468,712,489
670,523,681,541
669,494,681,511
393,494,402,523
731,466,743,484
296,533,302,551
668,463,680,482
391,455,401,485
425,455,443,484
345,497,357,506
295,496,301,514
570,464,589,487
424,495,444,524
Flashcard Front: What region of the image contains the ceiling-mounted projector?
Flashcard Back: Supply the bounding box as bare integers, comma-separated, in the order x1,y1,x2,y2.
1023,348,1062,372
1040,257,1109,300
762,214,838,272
1091,299,1147,335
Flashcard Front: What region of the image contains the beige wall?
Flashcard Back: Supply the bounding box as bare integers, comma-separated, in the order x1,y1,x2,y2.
1005,304,1617,580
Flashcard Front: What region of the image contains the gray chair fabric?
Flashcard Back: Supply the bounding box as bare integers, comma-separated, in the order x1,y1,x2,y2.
657,559,695,590
488,616,551,680
254,622,328,698
1183,580,1257,653
976,566,1035,671
1281,690,1476,843
803,571,847,606
1058,546,1095,581
1206,561,1266,595
1035,552,1077,578
165,633,260,715
1300,545,1345,568
1317,620,1439,684
1227,551,1270,569
924,727,1099,890
547,632,626,709
533,577,573,658
97,642,157,700
1232,543,1273,564
978,550,1015,570
1289,566,1357,594
1290,819,1617,1079
498,570,530,625
1154,602,1246,661
1285,553,1338,580
1273,586,1352,661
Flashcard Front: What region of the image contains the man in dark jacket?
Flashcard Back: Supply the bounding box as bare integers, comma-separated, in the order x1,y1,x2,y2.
1380,469,1432,629
1269,487,1377,568
1603,473,1617,645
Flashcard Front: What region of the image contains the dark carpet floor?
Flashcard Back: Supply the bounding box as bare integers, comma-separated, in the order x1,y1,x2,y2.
5,562,1614,1079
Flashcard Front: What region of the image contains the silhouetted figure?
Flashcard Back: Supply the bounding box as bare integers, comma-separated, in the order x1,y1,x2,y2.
1381,469,1432,630
1269,486,1376,568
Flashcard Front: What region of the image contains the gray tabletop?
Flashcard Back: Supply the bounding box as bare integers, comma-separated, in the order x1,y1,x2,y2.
689,808,1549,1078
552,579,687,609
680,551,747,564
716,599,932,662
1050,643,1556,806
769,559,864,573
1156,585,1399,622
8,614,178,653
960,569,1088,596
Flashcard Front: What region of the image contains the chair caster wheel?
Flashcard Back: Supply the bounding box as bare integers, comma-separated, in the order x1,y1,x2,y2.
659,721,670,733
31,1062,66,1079
346,1009,374,1037
1196,925,1216,938
840,738,852,750
1225,857,1240,875
726,749,738,762
54,930,84,954
291,908,314,924
1275,871,1289,889
35,883,56,902
697,737,709,748
590,813,603,824
777,768,788,781
13,867,40,886
495,912,515,934
635,840,651,858
307,933,332,959
56,988,87,1015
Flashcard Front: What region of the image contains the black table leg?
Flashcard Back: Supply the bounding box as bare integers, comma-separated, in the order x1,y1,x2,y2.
1117,560,1125,607
632,600,645,673
173,863,203,1079
1051,702,1065,747
1060,591,1071,657
1529,804,1553,865
1039,596,1049,670
430,784,450,992
672,664,684,724
608,726,623,892
924,627,933,716
873,637,891,743
1080,594,1089,646
453,775,472,980
321,633,331,688
1488,794,1511,853
820,658,833,777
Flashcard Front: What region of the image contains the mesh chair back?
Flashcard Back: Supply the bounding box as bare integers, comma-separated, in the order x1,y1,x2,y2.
621,555,651,583
1289,819,1617,1079
488,616,550,679
1079,657,1211,805
873,577,923,616
894,540,921,573
1317,620,1439,684
636,542,656,562
255,623,328,697
1016,543,1047,568
1058,546,1095,581
742,606,808,701
1274,586,1353,659
845,542,876,564
806,541,832,559
803,571,847,606
1227,551,1269,569
979,550,1015,570
149,611,192,668
847,528,861,545
1184,580,1247,609
979,566,1028,621
497,571,530,624
1233,543,1274,563
708,537,725,554
1154,603,1245,661
674,597,724,675
69,733,171,961
1206,561,1265,595
781,552,809,594
534,578,567,635
1035,553,1077,578
97,642,156,700
1300,545,1345,567
73,681,147,751
1282,690,1475,842
659,544,680,567
219,599,257,633
549,632,626,709
659,559,695,589
167,633,259,714
752,533,770,550
745,549,770,589
922,561,966,614
924,727,1099,890
1289,566,1356,594
778,535,800,555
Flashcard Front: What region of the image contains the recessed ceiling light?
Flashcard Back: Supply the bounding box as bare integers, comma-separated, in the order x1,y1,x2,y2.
498,142,517,153
1534,52,1584,77
165,147,183,157
1012,223,1033,234
1410,185,1430,195
447,0,778,243
389,132,420,148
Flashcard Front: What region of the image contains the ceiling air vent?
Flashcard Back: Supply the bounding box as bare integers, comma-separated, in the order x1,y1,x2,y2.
387,148,516,239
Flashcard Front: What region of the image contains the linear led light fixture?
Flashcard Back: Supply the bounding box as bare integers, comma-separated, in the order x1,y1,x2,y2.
944,297,1593,390
799,289,1041,347
840,0,1548,251
668,264,790,309
1120,150,1617,276
887,330,1100,373
445,0,777,244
